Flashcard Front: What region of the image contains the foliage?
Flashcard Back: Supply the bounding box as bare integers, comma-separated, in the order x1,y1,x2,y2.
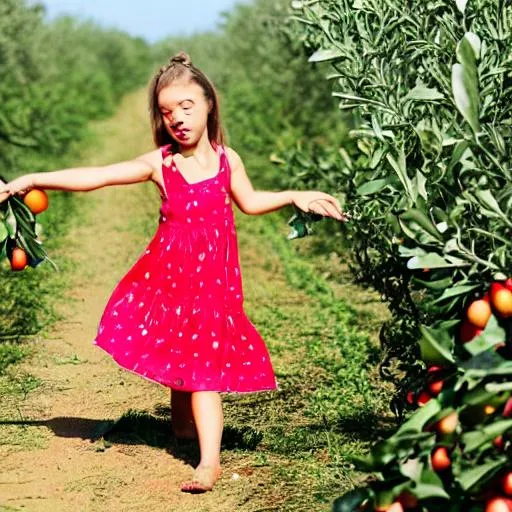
283,0,512,509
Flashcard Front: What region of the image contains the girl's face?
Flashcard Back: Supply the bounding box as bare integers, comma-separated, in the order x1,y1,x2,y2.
158,79,211,148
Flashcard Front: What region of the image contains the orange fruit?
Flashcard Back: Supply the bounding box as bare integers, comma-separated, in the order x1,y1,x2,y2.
467,298,492,328
431,446,451,471
10,246,27,271
386,502,405,512
428,379,444,396
502,472,512,496
484,404,497,415
437,412,458,435
23,188,48,214
492,289,512,318
485,497,512,512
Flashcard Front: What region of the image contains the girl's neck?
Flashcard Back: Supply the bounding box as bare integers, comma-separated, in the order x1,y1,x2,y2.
178,131,215,159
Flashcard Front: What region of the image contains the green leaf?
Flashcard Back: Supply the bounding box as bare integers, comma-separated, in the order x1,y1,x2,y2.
333,487,372,512
459,457,507,491
5,202,17,238
400,208,443,242
357,179,388,196
405,83,444,101
452,34,480,134
386,148,415,202
396,398,442,436
473,190,512,226
308,48,344,62
407,253,456,270
464,314,506,356
461,420,512,452
455,0,468,14
430,284,480,305
0,221,8,243
413,468,450,499
419,324,455,365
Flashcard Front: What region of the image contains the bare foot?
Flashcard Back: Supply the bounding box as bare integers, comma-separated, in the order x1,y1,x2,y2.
180,465,222,493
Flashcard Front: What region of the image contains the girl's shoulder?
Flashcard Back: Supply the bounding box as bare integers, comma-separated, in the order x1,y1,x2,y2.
224,146,243,171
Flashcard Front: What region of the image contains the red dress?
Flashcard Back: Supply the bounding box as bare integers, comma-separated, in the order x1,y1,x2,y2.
93,142,279,393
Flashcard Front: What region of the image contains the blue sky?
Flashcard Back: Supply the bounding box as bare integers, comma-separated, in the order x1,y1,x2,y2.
37,0,250,43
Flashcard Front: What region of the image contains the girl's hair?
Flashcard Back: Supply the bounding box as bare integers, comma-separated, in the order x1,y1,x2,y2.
148,51,226,153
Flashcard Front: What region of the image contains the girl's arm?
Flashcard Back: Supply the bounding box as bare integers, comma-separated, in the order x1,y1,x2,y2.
228,148,346,220
0,150,158,200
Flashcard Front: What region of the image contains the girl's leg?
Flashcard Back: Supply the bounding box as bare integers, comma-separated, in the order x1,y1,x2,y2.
180,391,223,492
170,389,197,439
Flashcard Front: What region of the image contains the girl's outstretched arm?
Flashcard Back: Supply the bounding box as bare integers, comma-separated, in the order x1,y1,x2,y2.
0,150,158,201
228,148,346,221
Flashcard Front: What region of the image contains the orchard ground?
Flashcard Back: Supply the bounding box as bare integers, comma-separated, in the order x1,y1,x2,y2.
0,89,394,512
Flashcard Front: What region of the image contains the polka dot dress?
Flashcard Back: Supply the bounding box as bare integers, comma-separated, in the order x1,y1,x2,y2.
93,142,279,393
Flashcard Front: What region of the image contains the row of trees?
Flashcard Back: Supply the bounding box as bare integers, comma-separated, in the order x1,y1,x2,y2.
0,0,155,341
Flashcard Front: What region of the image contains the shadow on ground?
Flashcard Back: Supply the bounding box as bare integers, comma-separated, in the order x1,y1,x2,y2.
0,406,264,468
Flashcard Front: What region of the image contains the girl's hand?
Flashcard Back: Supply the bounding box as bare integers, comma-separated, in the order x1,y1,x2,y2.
291,191,350,222
0,175,35,204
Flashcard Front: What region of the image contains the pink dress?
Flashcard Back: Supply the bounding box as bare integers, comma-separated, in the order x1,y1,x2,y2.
93,142,279,393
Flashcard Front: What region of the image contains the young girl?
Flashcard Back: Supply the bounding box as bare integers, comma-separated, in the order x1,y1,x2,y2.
0,52,347,493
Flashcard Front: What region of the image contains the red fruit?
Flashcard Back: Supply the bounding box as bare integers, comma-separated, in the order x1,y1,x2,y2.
437,412,458,435
406,391,415,405
504,398,512,418
397,491,418,508
431,446,451,471
505,278,512,292
493,436,504,451
467,298,492,328
10,246,27,271
460,320,483,342
417,390,432,407
428,379,444,396
485,497,512,512
502,472,512,496
427,365,444,374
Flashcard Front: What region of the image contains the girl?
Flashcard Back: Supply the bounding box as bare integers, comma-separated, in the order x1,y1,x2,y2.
0,51,347,493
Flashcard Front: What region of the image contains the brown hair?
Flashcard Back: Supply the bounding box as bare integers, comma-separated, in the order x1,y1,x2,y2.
148,51,226,153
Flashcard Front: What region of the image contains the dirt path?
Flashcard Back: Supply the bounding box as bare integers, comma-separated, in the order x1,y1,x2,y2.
0,89,391,512
0,91,282,512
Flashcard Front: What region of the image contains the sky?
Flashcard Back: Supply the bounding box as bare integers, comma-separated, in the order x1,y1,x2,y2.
37,0,250,43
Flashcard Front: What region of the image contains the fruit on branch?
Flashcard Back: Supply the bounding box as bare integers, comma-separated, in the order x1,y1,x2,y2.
431,446,451,471
23,188,48,214
503,398,512,418
493,435,504,451
485,497,512,512
460,320,483,342
10,246,27,271
428,378,444,396
490,282,512,318
417,390,432,407
375,502,404,512
467,297,492,328
502,472,512,496
437,412,458,435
